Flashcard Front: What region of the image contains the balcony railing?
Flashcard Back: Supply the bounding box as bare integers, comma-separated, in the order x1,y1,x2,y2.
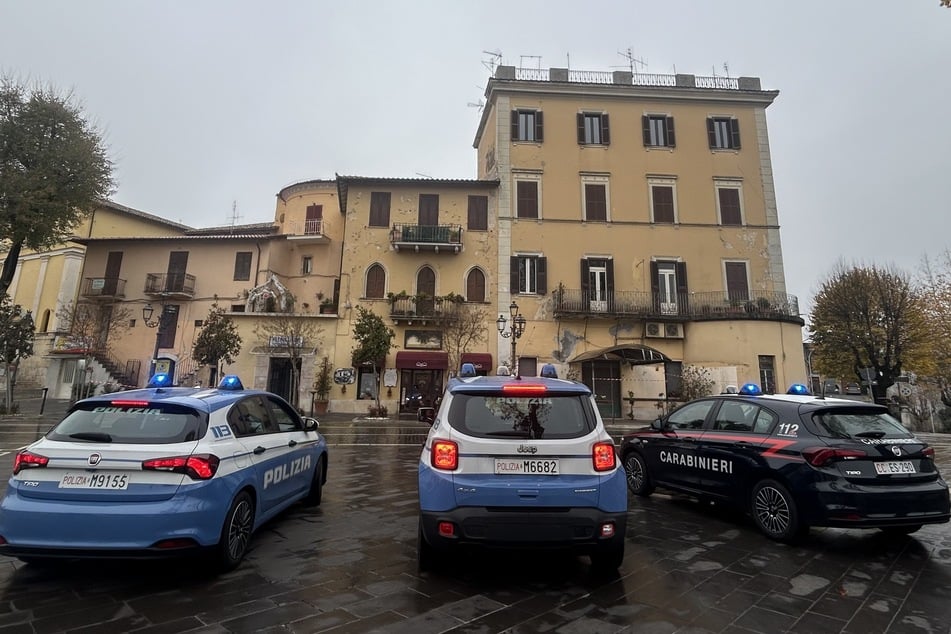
390,224,463,254
144,273,196,298
552,289,802,323
80,277,126,299
288,218,323,236
389,296,460,321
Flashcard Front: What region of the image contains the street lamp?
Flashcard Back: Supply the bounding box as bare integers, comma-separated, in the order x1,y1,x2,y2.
496,301,526,376
142,303,164,378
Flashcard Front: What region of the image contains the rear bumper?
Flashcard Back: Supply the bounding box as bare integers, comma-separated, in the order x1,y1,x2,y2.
804,478,951,528
420,507,627,554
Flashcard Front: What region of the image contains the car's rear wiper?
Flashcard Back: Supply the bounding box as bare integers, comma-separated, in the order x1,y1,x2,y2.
68,432,113,442
854,431,886,439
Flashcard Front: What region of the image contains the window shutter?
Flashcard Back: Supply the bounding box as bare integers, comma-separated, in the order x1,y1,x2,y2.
718,188,742,225
577,113,585,144
510,256,519,293
601,114,610,145
516,181,538,218
535,111,543,142
585,184,606,221
580,259,590,301
675,262,688,296
650,261,659,296
706,118,716,148
642,115,651,146
606,259,615,293
466,269,486,302
537,257,547,295
730,118,741,149
666,116,676,147
467,195,488,230
652,186,674,223
511,110,519,140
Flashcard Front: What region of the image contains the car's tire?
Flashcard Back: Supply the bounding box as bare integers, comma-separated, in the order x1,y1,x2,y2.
302,455,325,507
880,524,923,536
590,544,624,574
623,452,654,497
750,479,804,542
215,490,255,572
417,518,436,573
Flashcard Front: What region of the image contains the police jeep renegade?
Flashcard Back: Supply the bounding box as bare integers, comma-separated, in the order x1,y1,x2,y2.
0,374,328,570
417,364,627,572
620,383,950,542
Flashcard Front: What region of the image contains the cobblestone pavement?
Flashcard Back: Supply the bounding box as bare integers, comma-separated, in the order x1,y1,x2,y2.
0,405,948,632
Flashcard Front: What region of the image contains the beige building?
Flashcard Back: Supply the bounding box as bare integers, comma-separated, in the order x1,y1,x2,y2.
4,63,805,420
472,66,805,419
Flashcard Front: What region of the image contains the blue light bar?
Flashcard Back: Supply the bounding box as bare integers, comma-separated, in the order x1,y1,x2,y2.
218,375,244,390
540,363,558,378
739,383,762,396
787,383,811,395
459,363,478,378
148,373,173,388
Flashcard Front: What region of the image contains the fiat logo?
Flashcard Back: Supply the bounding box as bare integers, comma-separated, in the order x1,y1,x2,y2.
88,453,102,466
891,446,902,457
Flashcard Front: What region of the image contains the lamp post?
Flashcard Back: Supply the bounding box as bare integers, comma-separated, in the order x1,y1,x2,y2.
142,303,164,378
496,301,526,376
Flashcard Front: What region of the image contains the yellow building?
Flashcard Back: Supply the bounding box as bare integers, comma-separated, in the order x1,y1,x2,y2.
472,65,805,418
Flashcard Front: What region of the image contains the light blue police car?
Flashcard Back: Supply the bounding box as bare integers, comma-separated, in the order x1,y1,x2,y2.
0,374,328,570
417,363,627,572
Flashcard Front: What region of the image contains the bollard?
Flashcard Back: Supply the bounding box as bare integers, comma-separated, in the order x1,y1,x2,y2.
40,387,49,415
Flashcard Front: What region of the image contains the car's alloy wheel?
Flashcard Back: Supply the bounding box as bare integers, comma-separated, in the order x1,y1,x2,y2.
623,452,654,497
751,479,802,542
216,491,254,571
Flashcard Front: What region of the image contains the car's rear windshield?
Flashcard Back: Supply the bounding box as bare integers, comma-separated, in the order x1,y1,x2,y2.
810,408,911,440
47,402,207,444
447,393,595,439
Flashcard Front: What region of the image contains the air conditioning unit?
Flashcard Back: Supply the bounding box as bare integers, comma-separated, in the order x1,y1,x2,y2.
664,323,684,339
645,322,664,338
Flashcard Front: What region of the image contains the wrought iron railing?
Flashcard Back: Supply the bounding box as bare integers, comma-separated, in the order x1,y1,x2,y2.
552,288,801,322
513,68,741,90
144,273,196,296
390,224,463,245
288,218,323,236
80,277,126,298
389,296,460,319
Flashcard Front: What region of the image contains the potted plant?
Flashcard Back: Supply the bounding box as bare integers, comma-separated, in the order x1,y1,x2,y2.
319,298,336,314
313,356,332,415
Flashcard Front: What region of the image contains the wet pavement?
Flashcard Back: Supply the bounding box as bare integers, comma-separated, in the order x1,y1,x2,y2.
0,404,948,632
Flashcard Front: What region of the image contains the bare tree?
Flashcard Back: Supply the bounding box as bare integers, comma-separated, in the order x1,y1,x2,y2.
56,300,132,397
439,296,489,376
810,263,934,403
253,297,324,410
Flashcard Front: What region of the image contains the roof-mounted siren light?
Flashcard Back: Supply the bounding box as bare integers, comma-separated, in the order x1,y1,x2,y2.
787,383,811,395
496,365,511,376
148,373,173,388
723,385,739,394
540,363,558,378
739,383,762,396
218,375,245,390
459,363,478,378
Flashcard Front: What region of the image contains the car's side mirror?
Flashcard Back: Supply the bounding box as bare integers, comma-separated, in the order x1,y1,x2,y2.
418,407,436,425
302,417,320,431
650,417,664,431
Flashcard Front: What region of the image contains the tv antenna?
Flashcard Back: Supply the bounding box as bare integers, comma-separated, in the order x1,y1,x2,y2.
713,62,731,77
481,49,502,74
228,200,242,228
467,99,485,112
617,48,647,74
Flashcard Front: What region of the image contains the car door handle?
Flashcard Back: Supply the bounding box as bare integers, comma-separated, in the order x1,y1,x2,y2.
288,440,297,447
681,436,697,443
253,446,266,455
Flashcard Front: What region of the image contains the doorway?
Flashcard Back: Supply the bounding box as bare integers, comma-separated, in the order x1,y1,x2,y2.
268,357,302,407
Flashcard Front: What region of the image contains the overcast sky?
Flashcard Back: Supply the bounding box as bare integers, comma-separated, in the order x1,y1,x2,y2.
2,0,949,322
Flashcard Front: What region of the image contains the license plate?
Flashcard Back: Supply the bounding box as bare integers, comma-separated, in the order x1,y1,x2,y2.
874,461,916,475
59,473,130,489
494,458,559,475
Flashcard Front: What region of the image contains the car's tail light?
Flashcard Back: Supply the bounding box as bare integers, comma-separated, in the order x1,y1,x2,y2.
13,451,49,475
111,400,150,407
802,446,867,467
922,447,935,459
431,440,458,470
501,384,547,396
142,454,220,480
593,441,616,472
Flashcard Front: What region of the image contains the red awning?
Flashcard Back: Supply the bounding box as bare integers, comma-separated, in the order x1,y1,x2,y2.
460,352,493,371
395,351,449,370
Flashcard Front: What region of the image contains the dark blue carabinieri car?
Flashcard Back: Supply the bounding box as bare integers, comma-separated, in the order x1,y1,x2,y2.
619,384,950,541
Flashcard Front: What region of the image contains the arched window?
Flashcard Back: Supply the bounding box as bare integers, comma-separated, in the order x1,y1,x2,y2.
466,268,486,302
366,264,386,298
416,266,436,315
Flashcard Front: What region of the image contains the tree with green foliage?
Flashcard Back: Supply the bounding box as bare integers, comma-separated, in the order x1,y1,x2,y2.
810,263,933,404
0,78,115,297
0,295,35,412
351,306,396,414
193,302,242,386
253,294,324,410
918,250,951,407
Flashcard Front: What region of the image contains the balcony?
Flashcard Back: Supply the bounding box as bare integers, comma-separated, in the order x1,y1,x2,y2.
286,218,330,244
389,295,461,324
80,277,126,299
552,289,803,325
390,224,463,254
144,273,196,299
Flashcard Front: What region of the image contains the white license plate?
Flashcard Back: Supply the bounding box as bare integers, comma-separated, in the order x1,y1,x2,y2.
59,473,130,489
494,458,559,476
874,461,916,475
